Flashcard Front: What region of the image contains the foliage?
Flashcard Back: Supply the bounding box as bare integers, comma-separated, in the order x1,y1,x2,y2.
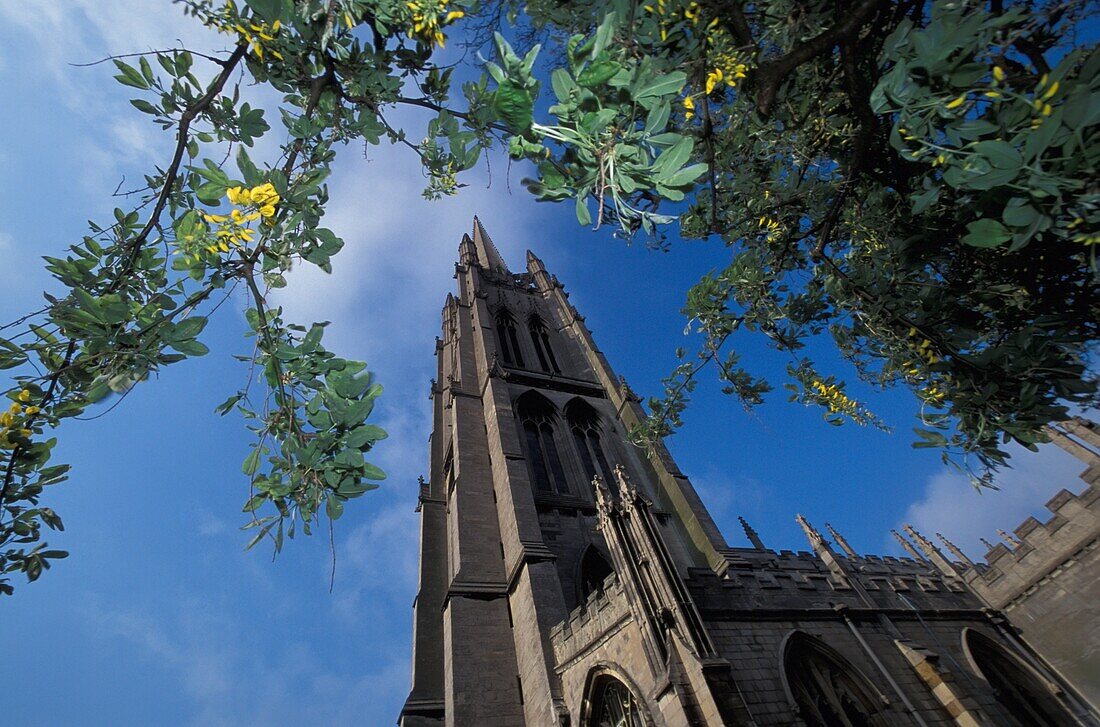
501,0,1099,484
2,0,1097,593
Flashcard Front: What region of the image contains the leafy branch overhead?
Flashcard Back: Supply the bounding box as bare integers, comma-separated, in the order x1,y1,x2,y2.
2,0,1097,594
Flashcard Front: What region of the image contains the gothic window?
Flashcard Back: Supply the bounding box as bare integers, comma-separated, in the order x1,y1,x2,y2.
782,633,889,727
528,315,560,373
565,399,615,488
964,629,1073,727
586,675,647,727
495,309,524,367
516,391,568,494
578,546,615,602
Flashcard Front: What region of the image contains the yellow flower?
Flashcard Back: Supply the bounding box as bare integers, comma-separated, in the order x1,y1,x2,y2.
945,93,967,109
984,91,1001,99
17,389,31,402
259,204,276,218
682,95,695,120
705,68,723,95
992,66,1005,82
1041,81,1059,100
226,186,252,205
202,213,228,224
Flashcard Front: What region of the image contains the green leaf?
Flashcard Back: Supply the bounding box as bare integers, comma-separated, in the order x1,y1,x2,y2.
973,140,1022,170
961,218,1011,248
635,71,687,100
246,0,285,22
242,448,262,476
113,60,148,89
170,339,209,356
347,424,388,449
575,194,592,226
577,59,621,88
326,494,344,520
492,81,533,133
173,316,207,340
361,462,387,480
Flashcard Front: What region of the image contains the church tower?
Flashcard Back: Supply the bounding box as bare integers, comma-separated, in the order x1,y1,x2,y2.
399,219,1097,727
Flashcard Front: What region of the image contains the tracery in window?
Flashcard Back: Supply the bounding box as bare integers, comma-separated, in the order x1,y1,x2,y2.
587,675,646,727
783,632,888,727
515,391,568,494
529,315,560,373
964,629,1073,727
495,309,524,367
565,398,615,488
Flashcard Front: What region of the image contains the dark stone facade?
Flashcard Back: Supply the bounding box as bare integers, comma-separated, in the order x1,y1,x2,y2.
399,219,1098,726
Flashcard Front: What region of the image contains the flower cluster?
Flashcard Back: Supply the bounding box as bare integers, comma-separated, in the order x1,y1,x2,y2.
0,390,37,449
195,183,279,257
907,327,940,365
807,378,876,425
757,215,782,241
405,0,464,48
706,54,748,94
208,3,284,61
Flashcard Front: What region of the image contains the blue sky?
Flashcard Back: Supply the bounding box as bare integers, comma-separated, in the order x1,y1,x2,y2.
0,3,1090,725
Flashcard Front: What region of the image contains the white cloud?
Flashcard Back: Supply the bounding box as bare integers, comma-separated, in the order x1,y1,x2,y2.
82,595,409,726
899,442,1088,560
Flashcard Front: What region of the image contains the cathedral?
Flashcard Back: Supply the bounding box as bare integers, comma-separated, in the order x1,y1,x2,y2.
398,219,1099,727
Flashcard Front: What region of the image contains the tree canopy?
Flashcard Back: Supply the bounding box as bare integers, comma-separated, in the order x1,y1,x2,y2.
1,0,1096,594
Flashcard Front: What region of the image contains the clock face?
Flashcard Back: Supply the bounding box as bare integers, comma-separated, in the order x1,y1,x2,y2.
595,679,645,727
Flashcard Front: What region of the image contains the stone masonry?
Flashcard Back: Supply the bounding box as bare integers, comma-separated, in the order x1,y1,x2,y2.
399,219,1099,726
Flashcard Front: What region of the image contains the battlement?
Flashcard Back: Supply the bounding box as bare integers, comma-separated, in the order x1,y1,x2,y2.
969,481,1099,608
693,542,976,615
550,574,630,666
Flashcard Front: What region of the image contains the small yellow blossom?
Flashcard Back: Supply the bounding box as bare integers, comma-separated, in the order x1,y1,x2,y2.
705,68,723,95
682,94,695,120
992,66,1005,82
1041,81,1059,100
945,93,967,109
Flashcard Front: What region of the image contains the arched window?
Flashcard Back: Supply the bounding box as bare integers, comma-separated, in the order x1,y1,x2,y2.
964,629,1073,727
565,399,615,488
782,632,888,727
495,309,524,367
516,391,568,494
578,546,615,602
528,315,560,373
586,674,647,727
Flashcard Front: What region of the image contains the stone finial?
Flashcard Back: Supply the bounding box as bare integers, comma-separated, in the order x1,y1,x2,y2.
796,514,824,550
593,475,615,530
980,537,998,552
902,525,960,578
936,532,975,568
892,530,926,560
614,465,644,506
825,522,858,559
738,516,766,550
997,529,1022,550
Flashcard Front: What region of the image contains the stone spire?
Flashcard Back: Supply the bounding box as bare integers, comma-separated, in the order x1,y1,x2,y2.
472,215,508,273
936,533,976,568
904,524,961,578
738,516,766,550
980,537,998,552
796,514,825,550
892,529,926,560
825,522,858,559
